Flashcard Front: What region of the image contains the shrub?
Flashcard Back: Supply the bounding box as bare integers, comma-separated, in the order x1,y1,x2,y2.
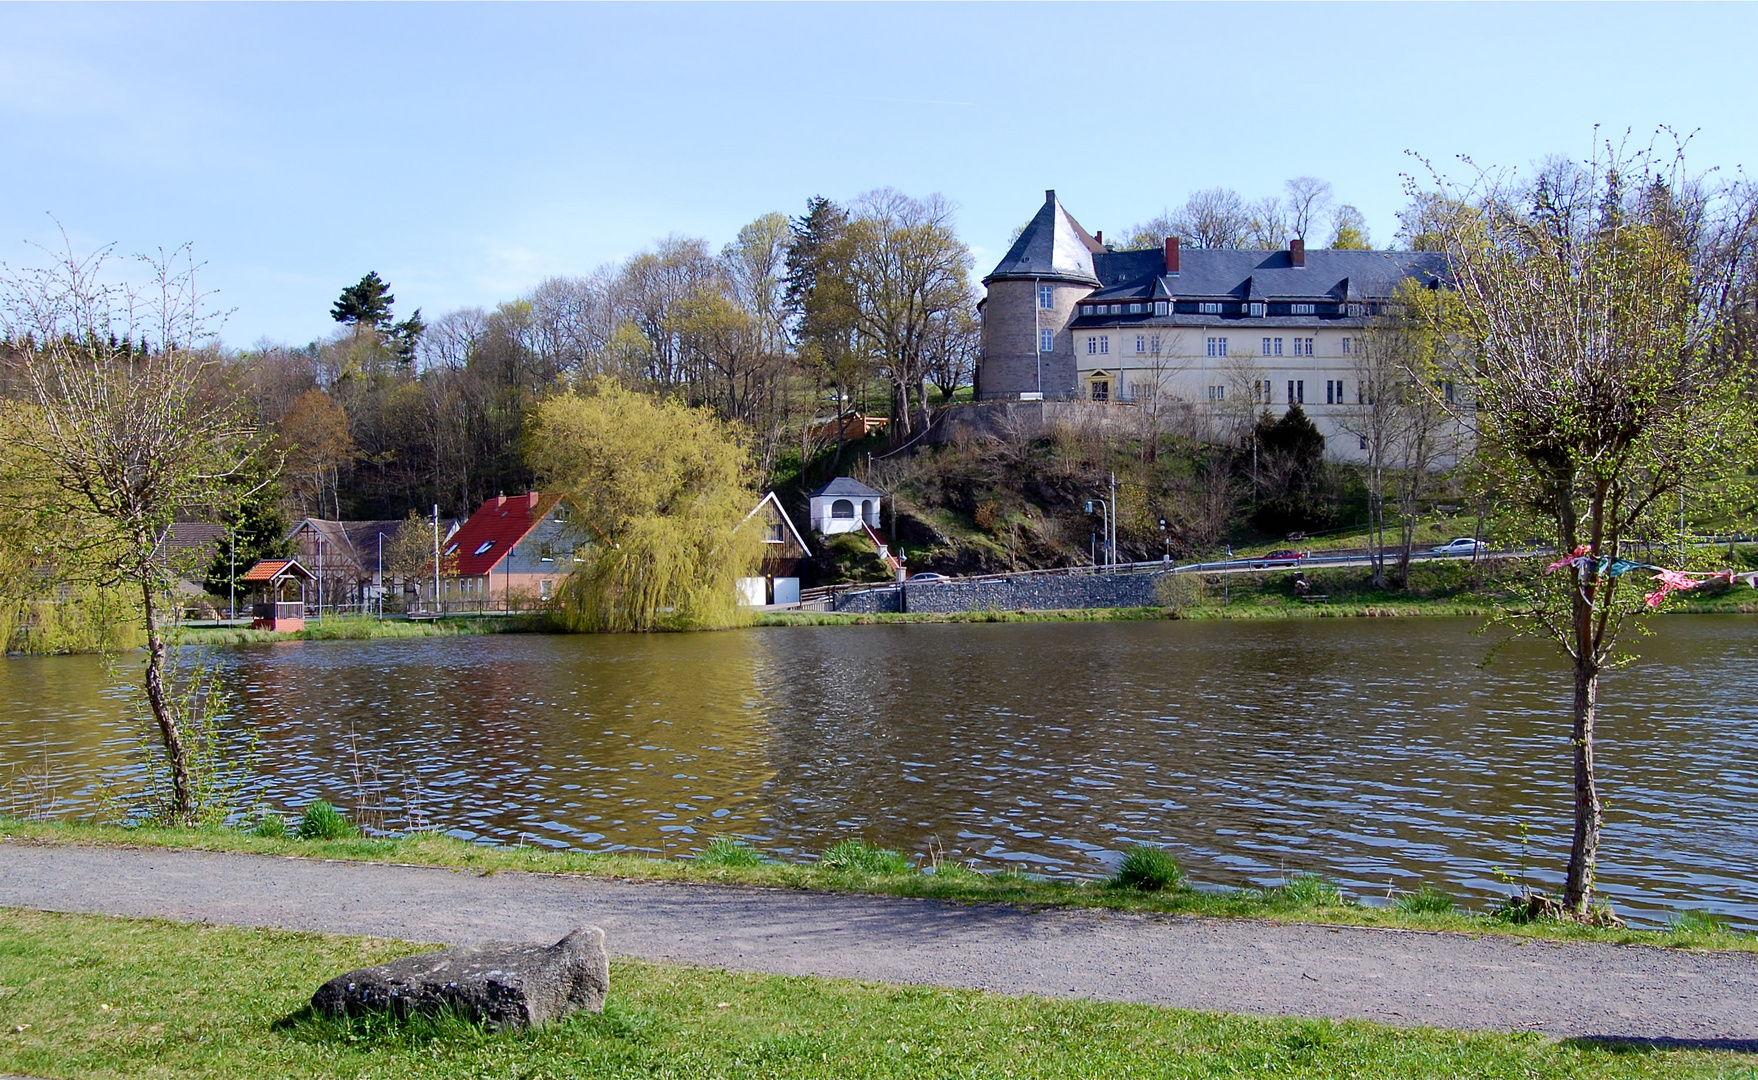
250,813,287,839
1111,845,1183,892
295,800,360,841
1393,885,1456,915
697,837,765,868
821,839,911,876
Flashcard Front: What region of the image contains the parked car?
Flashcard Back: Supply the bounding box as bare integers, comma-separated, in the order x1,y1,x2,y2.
1251,549,1309,568
908,572,948,581
1431,538,1487,555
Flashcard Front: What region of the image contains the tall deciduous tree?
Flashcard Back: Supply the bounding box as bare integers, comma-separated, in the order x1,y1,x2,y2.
828,189,974,440
1419,140,1756,917
0,241,263,822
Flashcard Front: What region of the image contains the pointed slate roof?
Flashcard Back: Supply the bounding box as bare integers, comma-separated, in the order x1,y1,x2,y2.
983,190,1103,286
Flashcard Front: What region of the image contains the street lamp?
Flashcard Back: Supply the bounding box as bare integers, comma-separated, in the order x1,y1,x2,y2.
1085,498,1112,569
1159,518,1169,563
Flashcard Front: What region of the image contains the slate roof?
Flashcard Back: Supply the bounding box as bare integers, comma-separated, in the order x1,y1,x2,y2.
443,493,566,577
809,477,885,500
1084,247,1448,303
983,190,1104,286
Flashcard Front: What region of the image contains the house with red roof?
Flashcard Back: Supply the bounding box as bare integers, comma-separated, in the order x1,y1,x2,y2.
427,492,580,612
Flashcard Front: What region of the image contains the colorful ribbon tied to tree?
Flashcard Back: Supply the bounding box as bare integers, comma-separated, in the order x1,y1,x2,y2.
1544,545,1745,608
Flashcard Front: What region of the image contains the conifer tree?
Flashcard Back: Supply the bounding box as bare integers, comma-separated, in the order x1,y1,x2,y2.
330,271,395,329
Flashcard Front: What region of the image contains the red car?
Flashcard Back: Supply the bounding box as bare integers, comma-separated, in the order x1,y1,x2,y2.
1251,549,1309,568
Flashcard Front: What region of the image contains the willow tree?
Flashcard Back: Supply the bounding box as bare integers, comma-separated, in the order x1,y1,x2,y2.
1420,143,1755,918
0,241,262,823
525,378,761,631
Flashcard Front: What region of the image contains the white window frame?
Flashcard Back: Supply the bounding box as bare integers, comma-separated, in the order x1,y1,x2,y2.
1086,337,1098,356
1135,335,1146,354
1098,336,1109,355
1039,328,1055,353
1038,284,1055,310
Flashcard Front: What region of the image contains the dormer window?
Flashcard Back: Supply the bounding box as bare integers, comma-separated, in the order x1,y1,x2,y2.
1153,301,1168,315
1291,303,1315,315
1199,302,1222,315
1249,302,1265,317
1038,284,1054,309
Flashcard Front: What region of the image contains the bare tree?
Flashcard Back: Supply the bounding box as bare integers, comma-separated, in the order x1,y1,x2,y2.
1284,177,1336,240
831,189,974,440
0,240,262,822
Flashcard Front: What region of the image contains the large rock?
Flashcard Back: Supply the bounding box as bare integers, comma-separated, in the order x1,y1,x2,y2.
311,926,608,1029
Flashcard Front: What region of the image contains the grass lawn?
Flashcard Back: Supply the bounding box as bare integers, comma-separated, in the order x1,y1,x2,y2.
0,908,1748,1080
4,821,1754,956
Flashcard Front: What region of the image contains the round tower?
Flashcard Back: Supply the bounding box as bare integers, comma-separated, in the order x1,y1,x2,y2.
976,190,1101,400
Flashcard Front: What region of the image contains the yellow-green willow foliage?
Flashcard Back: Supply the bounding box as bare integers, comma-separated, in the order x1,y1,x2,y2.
526,379,764,631
0,402,142,653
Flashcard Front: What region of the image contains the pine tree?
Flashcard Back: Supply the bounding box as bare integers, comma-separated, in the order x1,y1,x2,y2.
330,272,396,329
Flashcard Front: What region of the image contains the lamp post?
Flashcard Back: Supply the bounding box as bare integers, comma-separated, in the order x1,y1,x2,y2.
1085,497,1111,569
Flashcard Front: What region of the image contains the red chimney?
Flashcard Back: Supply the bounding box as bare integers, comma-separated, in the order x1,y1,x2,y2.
1164,236,1181,274
1095,230,1104,245
494,493,506,508
1290,238,1306,267
527,491,540,509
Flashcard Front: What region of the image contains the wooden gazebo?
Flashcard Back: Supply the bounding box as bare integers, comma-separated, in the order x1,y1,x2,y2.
240,559,316,632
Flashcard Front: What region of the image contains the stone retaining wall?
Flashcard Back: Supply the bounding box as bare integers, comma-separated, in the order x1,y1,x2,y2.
831,571,1164,614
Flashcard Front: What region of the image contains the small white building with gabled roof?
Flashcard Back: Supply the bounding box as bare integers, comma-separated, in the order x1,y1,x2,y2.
808,477,884,535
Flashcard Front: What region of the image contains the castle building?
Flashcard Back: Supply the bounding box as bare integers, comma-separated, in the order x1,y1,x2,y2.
976,190,1450,460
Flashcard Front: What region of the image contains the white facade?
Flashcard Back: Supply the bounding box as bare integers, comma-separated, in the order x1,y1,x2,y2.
1070,326,1462,463
809,492,882,534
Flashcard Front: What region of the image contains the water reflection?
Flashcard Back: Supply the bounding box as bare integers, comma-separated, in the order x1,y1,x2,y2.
1,617,1754,928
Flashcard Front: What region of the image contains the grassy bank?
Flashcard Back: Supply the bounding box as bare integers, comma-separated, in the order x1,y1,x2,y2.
4,820,1751,953
0,908,1745,1080
175,613,554,647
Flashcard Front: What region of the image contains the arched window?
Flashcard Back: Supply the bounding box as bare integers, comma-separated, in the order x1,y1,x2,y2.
831,499,855,519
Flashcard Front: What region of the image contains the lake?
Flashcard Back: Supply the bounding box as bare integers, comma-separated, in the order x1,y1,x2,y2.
2,616,1755,929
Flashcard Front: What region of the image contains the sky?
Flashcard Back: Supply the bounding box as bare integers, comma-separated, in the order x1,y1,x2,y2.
3,2,1756,346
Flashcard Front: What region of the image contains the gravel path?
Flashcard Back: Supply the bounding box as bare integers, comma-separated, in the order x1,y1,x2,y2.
2,842,1754,1047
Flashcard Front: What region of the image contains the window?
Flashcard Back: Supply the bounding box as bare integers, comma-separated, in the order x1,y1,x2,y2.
1293,337,1314,356
1444,380,1456,403
1090,379,1110,402
1098,336,1109,355
1108,304,1119,315
1249,302,1265,317
831,499,855,519
1206,385,1226,402
1360,436,1368,450
1341,337,1352,355
538,541,555,563
1199,301,1222,314
1128,303,1142,314
1287,380,1305,404
1039,329,1055,352
1206,337,1227,357
1149,334,1160,353
1275,337,1284,356
1258,379,1273,403
472,541,496,557
766,518,784,543
1153,301,1168,315
1291,303,1315,315
1038,284,1054,309
1086,337,1098,356
1326,379,1344,404
541,579,552,599
1262,337,1272,356
1135,335,1146,354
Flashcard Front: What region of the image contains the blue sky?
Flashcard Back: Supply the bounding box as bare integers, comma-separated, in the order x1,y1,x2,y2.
3,2,1754,346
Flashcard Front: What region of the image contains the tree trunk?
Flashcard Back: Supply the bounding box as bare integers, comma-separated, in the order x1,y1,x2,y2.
140,580,192,821
1563,653,1602,913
